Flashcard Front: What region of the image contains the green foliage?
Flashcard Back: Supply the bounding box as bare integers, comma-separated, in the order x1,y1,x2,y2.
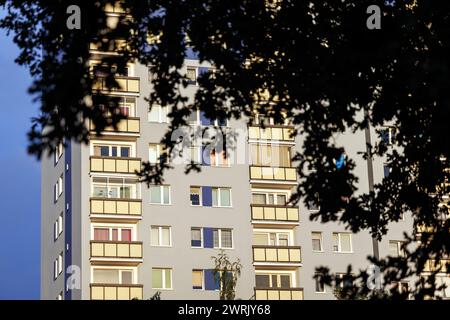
212,250,242,300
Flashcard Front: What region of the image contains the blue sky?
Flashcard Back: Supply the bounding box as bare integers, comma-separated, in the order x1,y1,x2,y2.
0,30,41,299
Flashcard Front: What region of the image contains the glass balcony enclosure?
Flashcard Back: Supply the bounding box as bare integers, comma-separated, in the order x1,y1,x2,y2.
91,177,141,199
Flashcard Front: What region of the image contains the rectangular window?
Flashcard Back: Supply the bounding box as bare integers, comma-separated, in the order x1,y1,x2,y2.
255,273,292,288
54,212,63,241
380,126,396,145
312,232,323,252
93,227,134,242
148,105,168,123
55,174,64,201
149,185,171,204
315,273,325,293
191,227,203,247
212,187,232,207
332,233,353,253
92,268,134,284
151,226,171,246
152,268,172,289
336,273,354,289
186,67,197,85
253,231,292,246
93,143,132,158
383,163,391,178
192,270,204,290
190,186,201,206
92,177,140,199
251,191,288,205
210,149,230,167
250,144,292,167
389,240,405,258
149,144,168,164
187,109,199,125
55,141,64,165
213,229,233,249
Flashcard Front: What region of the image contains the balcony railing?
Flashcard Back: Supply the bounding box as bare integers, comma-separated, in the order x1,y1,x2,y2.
90,284,143,300
90,156,141,174
90,40,130,53
90,241,143,260
254,287,303,300
90,198,142,217
92,76,140,94
89,117,140,134
253,245,302,264
249,166,297,182
248,125,295,142
423,259,450,273
251,204,299,223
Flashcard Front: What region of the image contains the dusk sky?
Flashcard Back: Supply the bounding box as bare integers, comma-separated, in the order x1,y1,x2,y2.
0,29,41,299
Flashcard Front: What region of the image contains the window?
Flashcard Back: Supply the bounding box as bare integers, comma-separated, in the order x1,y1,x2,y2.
191,227,203,247
255,273,292,288
251,191,288,205
212,187,232,207
383,163,391,178
332,233,353,253
151,226,171,246
192,270,204,290
92,268,134,284
250,144,292,167
210,149,230,167
311,232,323,252
253,231,292,246
92,177,140,199
54,174,64,201
93,143,132,158
187,146,201,164
149,144,168,164
149,185,171,204
306,193,320,211
55,141,64,164
389,240,405,258
148,105,168,123
54,253,63,280
190,187,201,206
187,109,199,125
152,268,172,289
186,67,197,84
315,273,325,293
336,273,354,289
436,276,450,299
392,281,409,295
380,126,396,145
117,96,136,117
54,212,63,241
93,226,133,241
213,229,233,249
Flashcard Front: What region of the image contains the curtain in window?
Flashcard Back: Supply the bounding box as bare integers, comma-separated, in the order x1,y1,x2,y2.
94,228,109,241
221,230,232,248
161,228,170,246
340,234,352,252
121,229,132,241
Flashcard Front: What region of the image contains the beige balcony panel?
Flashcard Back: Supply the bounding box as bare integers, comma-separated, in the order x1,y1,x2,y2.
117,287,130,300
275,207,287,220
265,248,278,261
253,248,266,261
116,159,128,173
279,290,291,300
277,248,290,262
104,200,116,214
262,167,274,179
91,200,104,214
91,243,104,257
104,243,116,257
128,79,140,93
117,120,128,132
255,290,268,300
285,168,297,181
249,126,260,139
273,168,285,180
128,119,140,133
130,244,142,258
252,206,264,220
130,287,143,300
91,287,104,300
265,207,276,220
287,208,299,221
289,248,301,262
116,201,129,214
267,290,279,300
271,128,283,140
103,159,116,172
128,159,140,173
104,287,117,300
91,158,104,171
117,243,130,257
260,128,272,140
129,202,141,215
250,166,262,179
116,78,127,91
291,290,303,300
283,128,295,141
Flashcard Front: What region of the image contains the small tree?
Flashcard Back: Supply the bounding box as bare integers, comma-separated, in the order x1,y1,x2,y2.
212,250,242,300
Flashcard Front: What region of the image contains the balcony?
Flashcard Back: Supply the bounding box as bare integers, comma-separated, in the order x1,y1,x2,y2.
90,156,141,174
89,117,140,135
90,241,143,264
90,284,143,300
251,204,299,224
90,198,142,220
253,246,302,265
254,287,303,300
423,259,450,273
92,76,140,94
249,166,297,183
248,125,295,142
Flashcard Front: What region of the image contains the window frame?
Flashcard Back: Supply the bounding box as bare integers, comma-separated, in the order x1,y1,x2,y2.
149,185,171,205
190,227,203,248
211,187,232,208
213,228,234,249
91,223,137,242
311,232,323,252
190,186,202,206
151,268,173,290
315,273,326,293
192,269,204,290
332,232,353,253
150,225,172,247
148,105,169,123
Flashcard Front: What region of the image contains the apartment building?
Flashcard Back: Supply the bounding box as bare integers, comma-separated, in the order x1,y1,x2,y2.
40,4,422,300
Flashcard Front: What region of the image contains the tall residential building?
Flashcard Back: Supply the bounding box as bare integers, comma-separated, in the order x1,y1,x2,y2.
41,4,420,300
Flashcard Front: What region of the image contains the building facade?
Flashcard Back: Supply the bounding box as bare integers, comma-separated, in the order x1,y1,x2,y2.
41,5,418,301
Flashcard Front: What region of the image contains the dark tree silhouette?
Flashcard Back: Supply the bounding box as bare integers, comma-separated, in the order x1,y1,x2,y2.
1,0,449,299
